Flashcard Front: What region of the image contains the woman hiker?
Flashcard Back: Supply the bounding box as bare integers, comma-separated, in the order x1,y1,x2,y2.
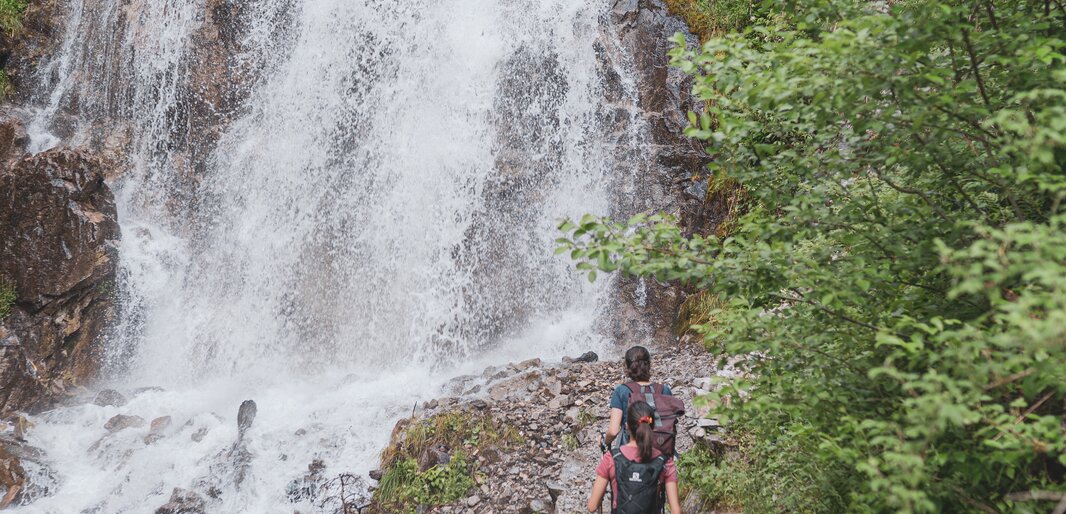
604,346,674,449
587,401,683,514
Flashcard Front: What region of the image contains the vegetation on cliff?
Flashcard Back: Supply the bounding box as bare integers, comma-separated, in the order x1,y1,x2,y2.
0,0,26,36
0,283,14,319
560,0,1066,511
0,0,27,99
373,411,520,512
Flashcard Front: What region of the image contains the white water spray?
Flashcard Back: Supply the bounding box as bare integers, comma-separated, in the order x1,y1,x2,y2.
13,0,654,511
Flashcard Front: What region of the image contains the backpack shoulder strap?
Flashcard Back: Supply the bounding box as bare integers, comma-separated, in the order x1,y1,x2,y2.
625,381,641,396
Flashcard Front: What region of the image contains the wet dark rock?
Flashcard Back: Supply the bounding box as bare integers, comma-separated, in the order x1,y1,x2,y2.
573,351,598,363
0,437,57,508
0,115,28,163
93,389,127,408
0,442,25,509
368,468,384,481
104,415,145,433
0,148,120,417
596,0,712,345
236,399,256,439
285,459,326,503
154,487,206,514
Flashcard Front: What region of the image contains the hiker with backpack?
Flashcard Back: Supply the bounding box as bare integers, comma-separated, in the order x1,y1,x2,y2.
604,346,684,456
587,401,684,514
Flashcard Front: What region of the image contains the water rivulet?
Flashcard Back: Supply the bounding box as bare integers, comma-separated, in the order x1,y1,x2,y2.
6,0,702,511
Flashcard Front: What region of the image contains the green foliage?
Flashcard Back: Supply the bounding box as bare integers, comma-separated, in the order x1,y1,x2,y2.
559,0,1066,512
0,283,14,319
562,433,579,451
374,453,475,512
374,411,519,511
0,0,26,36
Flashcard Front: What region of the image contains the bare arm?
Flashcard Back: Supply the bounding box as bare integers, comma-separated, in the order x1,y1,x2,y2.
604,407,623,446
665,481,683,514
587,476,609,513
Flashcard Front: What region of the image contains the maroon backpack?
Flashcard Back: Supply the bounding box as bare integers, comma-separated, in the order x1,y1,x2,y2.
626,382,685,458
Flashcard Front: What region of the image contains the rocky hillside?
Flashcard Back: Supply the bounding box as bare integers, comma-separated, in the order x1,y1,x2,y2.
364,341,732,514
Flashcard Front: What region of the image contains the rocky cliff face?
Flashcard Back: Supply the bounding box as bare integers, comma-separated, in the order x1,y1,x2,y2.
0,120,120,416
598,0,712,346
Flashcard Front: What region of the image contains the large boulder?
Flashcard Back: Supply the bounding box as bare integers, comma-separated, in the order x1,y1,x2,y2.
0,146,120,416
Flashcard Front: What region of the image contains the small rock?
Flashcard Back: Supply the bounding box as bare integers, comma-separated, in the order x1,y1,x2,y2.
466,495,481,507
191,427,209,442
697,417,719,429
7,415,30,441
479,446,502,465
144,416,172,444
369,469,384,481
104,415,145,433
154,487,206,514
150,416,173,433
93,389,127,408
423,399,439,410
514,358,542,371
564,407,580,422
546,481,565,503
574,351,598,363
418,444,451,472
469,399,489,411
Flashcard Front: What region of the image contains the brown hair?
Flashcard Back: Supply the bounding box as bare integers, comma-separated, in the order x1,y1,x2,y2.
624,346,651,382
626,401,656,462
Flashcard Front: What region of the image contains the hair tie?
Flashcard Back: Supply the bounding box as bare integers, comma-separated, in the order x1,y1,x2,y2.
638,416,653,425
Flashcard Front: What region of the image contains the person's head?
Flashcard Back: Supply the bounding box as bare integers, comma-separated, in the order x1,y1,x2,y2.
626,401,656,462
624,345,651,382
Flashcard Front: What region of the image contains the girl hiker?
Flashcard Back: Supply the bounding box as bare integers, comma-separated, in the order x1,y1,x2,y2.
587,401,683,514
604,346,674,448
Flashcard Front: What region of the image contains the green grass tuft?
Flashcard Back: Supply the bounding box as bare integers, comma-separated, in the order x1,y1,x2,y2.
0,0,27,36
0,282,15,320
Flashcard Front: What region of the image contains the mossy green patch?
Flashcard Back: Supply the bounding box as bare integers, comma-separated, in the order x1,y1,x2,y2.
0,282,15,320
0,0,27,36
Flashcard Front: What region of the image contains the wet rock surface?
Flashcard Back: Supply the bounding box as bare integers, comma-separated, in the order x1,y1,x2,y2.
597,0,714,346
372,341,735,513
0,146,120,417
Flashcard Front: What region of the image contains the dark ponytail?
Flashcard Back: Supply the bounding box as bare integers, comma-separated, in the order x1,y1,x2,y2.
624,346,651,382
627,401,656,462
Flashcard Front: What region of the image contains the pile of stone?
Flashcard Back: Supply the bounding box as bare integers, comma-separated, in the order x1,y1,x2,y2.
370,341,732,513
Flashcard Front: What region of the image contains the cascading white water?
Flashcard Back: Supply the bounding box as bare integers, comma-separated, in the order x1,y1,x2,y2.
14,0,653,512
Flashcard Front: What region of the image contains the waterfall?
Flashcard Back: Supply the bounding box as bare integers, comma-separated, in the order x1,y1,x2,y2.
13,0,660,511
